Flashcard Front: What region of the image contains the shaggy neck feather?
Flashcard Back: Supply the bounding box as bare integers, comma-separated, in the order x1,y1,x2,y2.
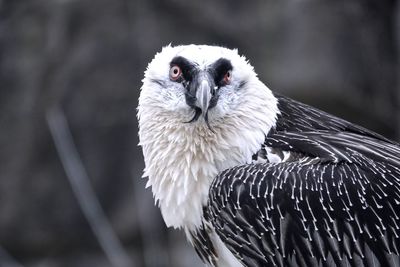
138,82,278,230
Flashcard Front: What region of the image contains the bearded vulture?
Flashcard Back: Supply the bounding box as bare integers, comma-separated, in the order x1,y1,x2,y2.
137,44,400,267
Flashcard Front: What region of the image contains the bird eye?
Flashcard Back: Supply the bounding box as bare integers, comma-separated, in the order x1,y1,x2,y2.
223,70,232,85
170,65,182,81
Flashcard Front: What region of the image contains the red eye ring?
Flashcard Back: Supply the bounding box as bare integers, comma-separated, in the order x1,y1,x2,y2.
223,70,232,84
170,65,182,81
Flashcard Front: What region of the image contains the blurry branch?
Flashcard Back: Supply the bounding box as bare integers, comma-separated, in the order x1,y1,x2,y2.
0,246,25,267
46,107,133,267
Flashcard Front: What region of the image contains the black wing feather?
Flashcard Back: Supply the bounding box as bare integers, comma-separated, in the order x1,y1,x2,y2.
208,154,400,266
273,94,393,144
207,96,400,267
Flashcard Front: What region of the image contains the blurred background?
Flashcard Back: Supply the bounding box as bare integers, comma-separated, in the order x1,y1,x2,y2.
0,0,399,266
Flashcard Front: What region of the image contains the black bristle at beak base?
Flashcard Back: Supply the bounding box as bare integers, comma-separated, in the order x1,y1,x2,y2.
204,112,215,133
186,108,202,123
185,108,215,133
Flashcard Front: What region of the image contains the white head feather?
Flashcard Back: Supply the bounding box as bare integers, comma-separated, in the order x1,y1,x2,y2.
138,44,279,230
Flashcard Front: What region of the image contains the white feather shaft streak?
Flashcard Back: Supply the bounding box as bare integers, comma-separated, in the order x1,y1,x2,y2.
46,107,133,267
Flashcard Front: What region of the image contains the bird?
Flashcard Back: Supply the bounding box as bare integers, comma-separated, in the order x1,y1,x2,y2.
137,44,400,267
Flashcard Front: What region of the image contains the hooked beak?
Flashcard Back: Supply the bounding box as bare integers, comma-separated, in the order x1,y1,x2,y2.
185,71,217,124
196,79,212,117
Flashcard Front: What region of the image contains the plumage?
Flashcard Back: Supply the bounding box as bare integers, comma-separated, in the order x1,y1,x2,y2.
138,44,400,267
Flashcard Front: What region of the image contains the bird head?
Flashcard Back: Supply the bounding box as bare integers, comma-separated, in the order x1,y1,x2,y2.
138,44,272,129
137,45,279,228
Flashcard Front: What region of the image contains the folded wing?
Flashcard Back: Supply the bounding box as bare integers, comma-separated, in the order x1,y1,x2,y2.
207,131,400,267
